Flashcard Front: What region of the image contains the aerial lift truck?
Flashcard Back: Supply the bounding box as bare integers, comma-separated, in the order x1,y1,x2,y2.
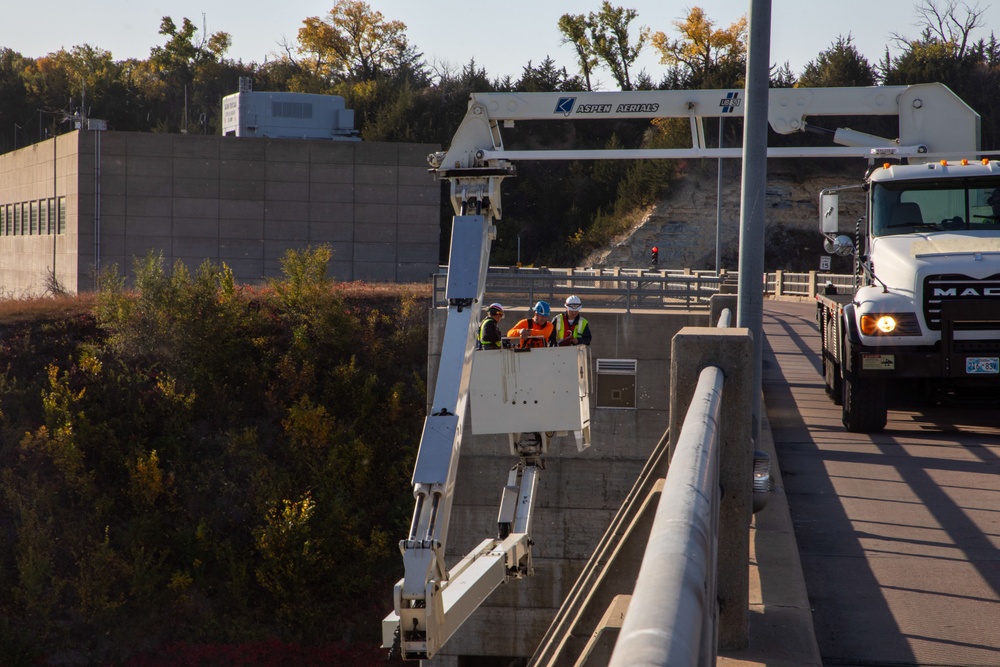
384,82,982,659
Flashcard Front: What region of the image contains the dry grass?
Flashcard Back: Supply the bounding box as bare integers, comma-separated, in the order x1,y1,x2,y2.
0,281,433,326
331,281,432,299
0,293,97,324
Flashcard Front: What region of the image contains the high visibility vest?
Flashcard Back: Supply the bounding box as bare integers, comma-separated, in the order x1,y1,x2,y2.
555,314,589,343
478,317,501,349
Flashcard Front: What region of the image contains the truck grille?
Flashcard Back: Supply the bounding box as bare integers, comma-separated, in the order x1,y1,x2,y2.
923,273,1000,330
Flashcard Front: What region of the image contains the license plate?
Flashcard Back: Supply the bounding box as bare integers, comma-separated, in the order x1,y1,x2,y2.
966,357,1000,374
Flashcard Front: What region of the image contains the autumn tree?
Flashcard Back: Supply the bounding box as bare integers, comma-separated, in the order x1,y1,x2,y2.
295,0,424,84
799,35,877,87
558,13,599,91
651,6,746,88
587,2,648,90
146,16,233,132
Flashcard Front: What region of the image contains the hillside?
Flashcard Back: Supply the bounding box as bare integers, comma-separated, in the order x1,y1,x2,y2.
584,160,868,272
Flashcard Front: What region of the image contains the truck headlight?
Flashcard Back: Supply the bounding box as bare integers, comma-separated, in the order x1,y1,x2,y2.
859,313,921,336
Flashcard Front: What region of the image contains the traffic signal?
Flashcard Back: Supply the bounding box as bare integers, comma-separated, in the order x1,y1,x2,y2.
650,246,659,267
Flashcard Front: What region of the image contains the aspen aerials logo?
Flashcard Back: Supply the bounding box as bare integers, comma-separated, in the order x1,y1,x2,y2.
720,91,741,113
555,97,576,116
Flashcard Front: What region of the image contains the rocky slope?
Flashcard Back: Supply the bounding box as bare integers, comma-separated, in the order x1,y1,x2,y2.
584,159,868,272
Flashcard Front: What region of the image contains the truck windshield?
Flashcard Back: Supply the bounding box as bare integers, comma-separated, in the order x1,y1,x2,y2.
872,179,1000,236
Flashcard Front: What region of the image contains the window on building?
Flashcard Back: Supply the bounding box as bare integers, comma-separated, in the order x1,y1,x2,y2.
30,201,38,235
0,205,5,236
58,197,66,234
40,199,48,234
13,203,21,235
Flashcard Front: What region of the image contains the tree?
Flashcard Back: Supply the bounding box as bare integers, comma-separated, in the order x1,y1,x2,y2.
798,35,877,87
651,6,747,88
910,0,986,59
146,16,233,132
587,2,648,90
770,61,796,88
295,0,424,84
558,13,599,91
515,57,584,92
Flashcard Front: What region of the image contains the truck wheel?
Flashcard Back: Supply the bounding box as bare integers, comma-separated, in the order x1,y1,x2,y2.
841,370,887,432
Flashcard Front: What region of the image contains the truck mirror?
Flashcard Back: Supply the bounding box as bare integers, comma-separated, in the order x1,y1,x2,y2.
820,192,839,233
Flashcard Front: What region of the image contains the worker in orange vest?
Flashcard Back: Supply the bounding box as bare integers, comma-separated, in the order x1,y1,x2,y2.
506,301,553,348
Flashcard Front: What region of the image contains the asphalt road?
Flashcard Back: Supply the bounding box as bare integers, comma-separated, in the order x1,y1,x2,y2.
762,299,1000,667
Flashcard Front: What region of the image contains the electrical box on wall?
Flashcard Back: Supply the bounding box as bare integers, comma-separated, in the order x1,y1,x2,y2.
596,359,637,409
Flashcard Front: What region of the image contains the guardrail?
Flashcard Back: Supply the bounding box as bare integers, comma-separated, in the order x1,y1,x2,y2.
765,270,855,297
433,267,854,311
607,297,753,666
609,364,725,667
433,267,730,312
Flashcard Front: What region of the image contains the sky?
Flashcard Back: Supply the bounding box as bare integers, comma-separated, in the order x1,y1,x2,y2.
3,0,1000,87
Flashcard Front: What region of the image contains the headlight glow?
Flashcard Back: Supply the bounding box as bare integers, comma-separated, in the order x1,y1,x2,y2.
858,313,921,336
876,315,897,333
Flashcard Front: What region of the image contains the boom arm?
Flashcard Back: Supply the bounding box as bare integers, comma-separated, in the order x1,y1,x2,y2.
429,84,980,218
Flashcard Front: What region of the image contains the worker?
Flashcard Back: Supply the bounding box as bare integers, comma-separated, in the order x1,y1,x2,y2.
477,303,505,350
506,301,554,348
550,295,592,346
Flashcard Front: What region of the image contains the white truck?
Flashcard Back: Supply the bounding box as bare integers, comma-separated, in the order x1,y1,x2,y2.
816,86,996,432
384,82,984,659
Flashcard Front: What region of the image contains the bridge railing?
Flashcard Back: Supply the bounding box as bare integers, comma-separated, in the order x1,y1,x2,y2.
432,267,731,312
609,364,725,667
608,297,753,667
433,267,854,311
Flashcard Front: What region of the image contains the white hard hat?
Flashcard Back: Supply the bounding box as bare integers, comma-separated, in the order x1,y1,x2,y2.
565,295,582,311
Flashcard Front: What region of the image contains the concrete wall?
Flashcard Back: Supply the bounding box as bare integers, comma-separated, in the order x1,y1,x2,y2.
0,131,441,295
424,307,709,664
0,134,79,295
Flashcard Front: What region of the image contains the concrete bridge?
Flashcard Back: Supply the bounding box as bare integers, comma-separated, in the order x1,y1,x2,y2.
423,295,1000,666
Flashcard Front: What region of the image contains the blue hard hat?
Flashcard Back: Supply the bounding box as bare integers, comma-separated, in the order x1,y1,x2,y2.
533,301,551,317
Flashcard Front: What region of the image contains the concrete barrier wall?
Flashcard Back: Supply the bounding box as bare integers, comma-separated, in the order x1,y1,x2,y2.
424,307,709,663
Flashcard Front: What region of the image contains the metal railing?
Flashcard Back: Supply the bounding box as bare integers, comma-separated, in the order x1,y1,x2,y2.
433,266,854,312
765,270,855,297
608,364,724,667
433,266,731,312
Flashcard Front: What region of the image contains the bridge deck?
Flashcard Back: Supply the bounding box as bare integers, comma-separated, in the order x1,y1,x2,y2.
760,299,1000,666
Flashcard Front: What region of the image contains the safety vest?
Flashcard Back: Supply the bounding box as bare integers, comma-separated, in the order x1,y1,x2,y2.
555,313,588,343
478,317,501,349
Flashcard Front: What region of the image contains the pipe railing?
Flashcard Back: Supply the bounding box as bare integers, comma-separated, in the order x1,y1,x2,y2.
604,297,752,667
608,365,724,667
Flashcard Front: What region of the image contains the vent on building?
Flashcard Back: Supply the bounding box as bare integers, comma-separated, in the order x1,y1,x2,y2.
595,358,637,409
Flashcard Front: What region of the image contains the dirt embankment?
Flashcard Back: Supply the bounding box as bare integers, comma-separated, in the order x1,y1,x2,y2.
585,160,867,272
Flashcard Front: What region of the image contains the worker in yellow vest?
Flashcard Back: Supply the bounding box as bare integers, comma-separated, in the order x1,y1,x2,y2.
550,295,592,346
